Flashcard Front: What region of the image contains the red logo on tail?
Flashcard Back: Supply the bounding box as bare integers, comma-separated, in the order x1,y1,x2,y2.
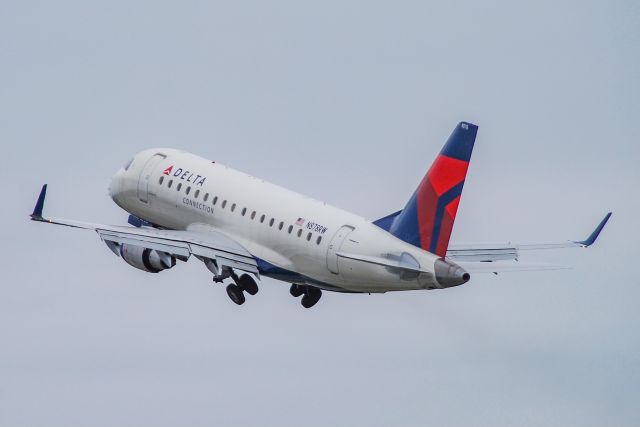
163,165,173,175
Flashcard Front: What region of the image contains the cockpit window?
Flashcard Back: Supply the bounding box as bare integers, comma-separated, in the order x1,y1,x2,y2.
123,158,134,171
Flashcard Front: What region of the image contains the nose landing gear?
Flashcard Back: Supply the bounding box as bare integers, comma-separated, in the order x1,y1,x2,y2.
290,284,322,308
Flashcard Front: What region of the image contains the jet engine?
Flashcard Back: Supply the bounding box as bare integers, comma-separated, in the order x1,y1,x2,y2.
120,244,176,273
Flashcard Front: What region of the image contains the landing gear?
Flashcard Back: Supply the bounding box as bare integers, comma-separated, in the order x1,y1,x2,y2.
237,274,258,295
302,287,322,308
290,284,304,297
224,272,259,305
290,284,322,308
226,284,245,305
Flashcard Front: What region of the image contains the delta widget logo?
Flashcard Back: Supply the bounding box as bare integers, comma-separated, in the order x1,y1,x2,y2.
163,165,207,186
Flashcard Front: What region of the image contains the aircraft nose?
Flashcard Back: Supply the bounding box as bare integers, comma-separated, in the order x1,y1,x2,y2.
109,168,125,201
434,259,470,288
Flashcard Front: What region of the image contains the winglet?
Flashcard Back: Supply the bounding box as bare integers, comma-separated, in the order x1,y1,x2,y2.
576,212,612,247
30,184,47,220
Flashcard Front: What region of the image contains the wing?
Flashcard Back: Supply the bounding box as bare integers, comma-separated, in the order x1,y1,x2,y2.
29,185,258,275
446,212,611,266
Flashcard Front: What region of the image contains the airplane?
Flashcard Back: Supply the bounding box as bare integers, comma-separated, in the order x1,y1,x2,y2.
29,122,611,308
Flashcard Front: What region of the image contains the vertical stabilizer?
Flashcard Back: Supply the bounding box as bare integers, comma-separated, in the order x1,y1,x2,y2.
388,122,478,257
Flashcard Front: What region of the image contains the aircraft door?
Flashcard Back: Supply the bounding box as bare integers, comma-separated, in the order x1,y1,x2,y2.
137,153,166,203
326,225,354,274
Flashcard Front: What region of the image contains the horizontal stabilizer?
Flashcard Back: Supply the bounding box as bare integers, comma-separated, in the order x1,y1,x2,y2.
459,262,571,274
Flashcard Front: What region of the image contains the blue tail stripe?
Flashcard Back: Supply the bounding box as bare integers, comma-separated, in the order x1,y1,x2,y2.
388,192,422,248
428,181,465,254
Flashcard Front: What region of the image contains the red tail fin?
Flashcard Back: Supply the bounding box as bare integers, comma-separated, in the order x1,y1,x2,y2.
388,122,478,256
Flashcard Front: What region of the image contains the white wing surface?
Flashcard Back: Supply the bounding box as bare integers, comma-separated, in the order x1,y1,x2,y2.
29,185,258,275
446,213,611,266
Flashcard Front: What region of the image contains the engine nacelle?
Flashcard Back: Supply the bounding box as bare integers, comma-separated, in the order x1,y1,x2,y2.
120,244,176,273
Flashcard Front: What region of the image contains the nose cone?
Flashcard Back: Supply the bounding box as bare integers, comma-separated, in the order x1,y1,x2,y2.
435,259,470,288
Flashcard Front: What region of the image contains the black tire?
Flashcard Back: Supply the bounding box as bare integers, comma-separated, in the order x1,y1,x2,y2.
239,274,259,295
290,284,304,298
226,284,245,305
301,287,322,308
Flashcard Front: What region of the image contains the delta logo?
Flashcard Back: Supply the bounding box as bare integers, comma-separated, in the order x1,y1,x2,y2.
163,165,207,186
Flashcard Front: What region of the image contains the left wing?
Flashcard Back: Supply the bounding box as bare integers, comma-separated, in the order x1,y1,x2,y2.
29,184,258,275
446,212,611,264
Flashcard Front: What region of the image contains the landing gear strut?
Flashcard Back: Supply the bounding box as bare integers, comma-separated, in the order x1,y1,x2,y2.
290,284,322,308
225,272,259,305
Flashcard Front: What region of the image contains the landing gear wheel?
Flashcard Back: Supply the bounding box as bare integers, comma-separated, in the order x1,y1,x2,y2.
290,284,304,298
301,287,322,308
226,284,245,305
238,274,259,295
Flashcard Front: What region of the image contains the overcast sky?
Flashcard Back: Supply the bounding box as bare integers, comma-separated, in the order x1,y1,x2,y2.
1,1,639,426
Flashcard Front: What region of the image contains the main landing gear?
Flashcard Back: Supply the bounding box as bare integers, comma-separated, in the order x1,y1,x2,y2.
213,265,321,308
290,284,322,308
226,273,259,306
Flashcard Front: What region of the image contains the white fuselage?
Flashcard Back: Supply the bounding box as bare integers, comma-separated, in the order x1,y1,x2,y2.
109,148,444,293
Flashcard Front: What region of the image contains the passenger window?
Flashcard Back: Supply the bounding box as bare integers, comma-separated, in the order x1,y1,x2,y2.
159,176,164,185
177,183,182,191
279,222,284,230
288,225,293,234
213,196,218,205
204,193,209,202
316,236,322,245
222,200,227,208
231,203,236,212
260,214,265,223
297,229,303,237
168,180,173,188
195,190,200,198
186,186,191,195
269,218,274,227
251,211,256,220
307,232,312,241
242,208,247,216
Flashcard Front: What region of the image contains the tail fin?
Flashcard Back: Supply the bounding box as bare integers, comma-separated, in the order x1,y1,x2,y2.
388,122,478,257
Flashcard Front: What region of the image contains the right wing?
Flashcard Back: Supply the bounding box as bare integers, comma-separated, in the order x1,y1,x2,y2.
446,212,611,266
29,184,258,275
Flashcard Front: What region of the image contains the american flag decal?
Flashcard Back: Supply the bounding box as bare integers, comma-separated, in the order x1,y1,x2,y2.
295,217,305,226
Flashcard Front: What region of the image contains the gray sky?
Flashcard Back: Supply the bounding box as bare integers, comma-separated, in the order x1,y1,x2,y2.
1,1,639,426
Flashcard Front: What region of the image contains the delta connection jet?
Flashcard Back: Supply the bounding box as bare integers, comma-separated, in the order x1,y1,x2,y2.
30,122,611,308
